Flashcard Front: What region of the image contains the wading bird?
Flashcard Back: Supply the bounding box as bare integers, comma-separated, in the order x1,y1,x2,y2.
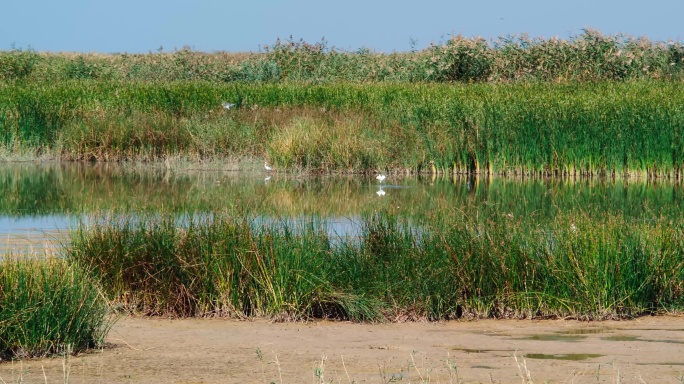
376,174,387,183
222,102,235,110
264,161,273,172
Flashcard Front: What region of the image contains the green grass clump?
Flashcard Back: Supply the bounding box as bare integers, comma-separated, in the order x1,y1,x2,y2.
67,215,383,321
0,257,112,359
67,211,684,321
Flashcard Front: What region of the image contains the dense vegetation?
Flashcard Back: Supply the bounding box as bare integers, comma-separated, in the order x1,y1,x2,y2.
2,30,684,83
2,31,684,176
1,81,683,177
67,211,684,321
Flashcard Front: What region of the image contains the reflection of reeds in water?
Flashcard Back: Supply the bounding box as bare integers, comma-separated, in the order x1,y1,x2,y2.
267,189,297,212
1,164,684,223
67,210,684,321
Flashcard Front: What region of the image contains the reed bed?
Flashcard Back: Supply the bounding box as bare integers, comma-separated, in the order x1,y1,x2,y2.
66,211,684,321
1,81,683,177
3,30,684,83
0,257,112,359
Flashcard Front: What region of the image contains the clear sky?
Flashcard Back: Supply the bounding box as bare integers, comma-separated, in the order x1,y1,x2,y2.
1,0,682,53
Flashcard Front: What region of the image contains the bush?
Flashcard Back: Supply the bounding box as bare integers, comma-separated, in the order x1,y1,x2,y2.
423,36,493,82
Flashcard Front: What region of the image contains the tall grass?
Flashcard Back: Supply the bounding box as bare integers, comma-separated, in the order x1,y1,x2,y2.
1,81,683,177
67,215,383,321
0,257,112,359
67,211,684,321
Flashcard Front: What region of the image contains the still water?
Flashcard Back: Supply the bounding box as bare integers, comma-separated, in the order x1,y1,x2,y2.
1,163,683,252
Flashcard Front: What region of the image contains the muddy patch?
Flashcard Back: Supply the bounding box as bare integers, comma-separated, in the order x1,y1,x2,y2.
516,333,587,342
525,353,603,361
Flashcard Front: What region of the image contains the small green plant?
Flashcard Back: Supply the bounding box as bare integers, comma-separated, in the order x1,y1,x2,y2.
255,348,282,384
314,354,327,383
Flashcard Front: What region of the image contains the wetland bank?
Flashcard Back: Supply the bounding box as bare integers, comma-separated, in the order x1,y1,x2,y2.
3,164,684,382
1,31,684,380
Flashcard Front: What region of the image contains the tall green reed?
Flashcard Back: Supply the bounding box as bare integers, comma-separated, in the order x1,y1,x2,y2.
68,214,383,321
1,81,682,177
67,210,684,321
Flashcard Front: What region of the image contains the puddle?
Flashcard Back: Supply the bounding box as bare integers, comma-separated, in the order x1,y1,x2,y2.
637,362,684,366
471,365,496,369
469,330,512,337
557,328,609,335
602,335,640,342
525,353,603,361
452,348,489,353
641,338,684,345
616,328,684,332
451,347,511,354
517,334,587,342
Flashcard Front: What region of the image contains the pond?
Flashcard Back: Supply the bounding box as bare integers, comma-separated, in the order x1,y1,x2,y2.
2,162,683,252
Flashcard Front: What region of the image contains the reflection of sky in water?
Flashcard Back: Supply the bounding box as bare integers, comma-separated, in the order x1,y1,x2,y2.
266,215,366,246
0,215,77,233
0,213,369,252
0,215,79,253
251,215,419,247
257,215,362,237
326,216,362,238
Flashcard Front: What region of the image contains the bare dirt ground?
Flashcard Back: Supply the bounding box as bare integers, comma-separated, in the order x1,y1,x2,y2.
2,316,684,383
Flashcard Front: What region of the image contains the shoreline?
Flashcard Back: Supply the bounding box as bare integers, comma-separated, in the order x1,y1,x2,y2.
4,315,684,383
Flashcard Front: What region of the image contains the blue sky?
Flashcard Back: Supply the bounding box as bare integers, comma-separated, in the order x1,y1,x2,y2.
1,0,682,53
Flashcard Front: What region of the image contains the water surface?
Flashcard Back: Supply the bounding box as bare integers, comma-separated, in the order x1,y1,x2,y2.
2,163,683,251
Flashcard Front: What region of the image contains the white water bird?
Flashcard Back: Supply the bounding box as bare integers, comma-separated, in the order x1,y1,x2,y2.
264,161,273,172
376,174,387,183
222,102,236,110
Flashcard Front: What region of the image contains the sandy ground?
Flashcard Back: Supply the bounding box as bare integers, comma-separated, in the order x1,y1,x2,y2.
2,316,684,383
